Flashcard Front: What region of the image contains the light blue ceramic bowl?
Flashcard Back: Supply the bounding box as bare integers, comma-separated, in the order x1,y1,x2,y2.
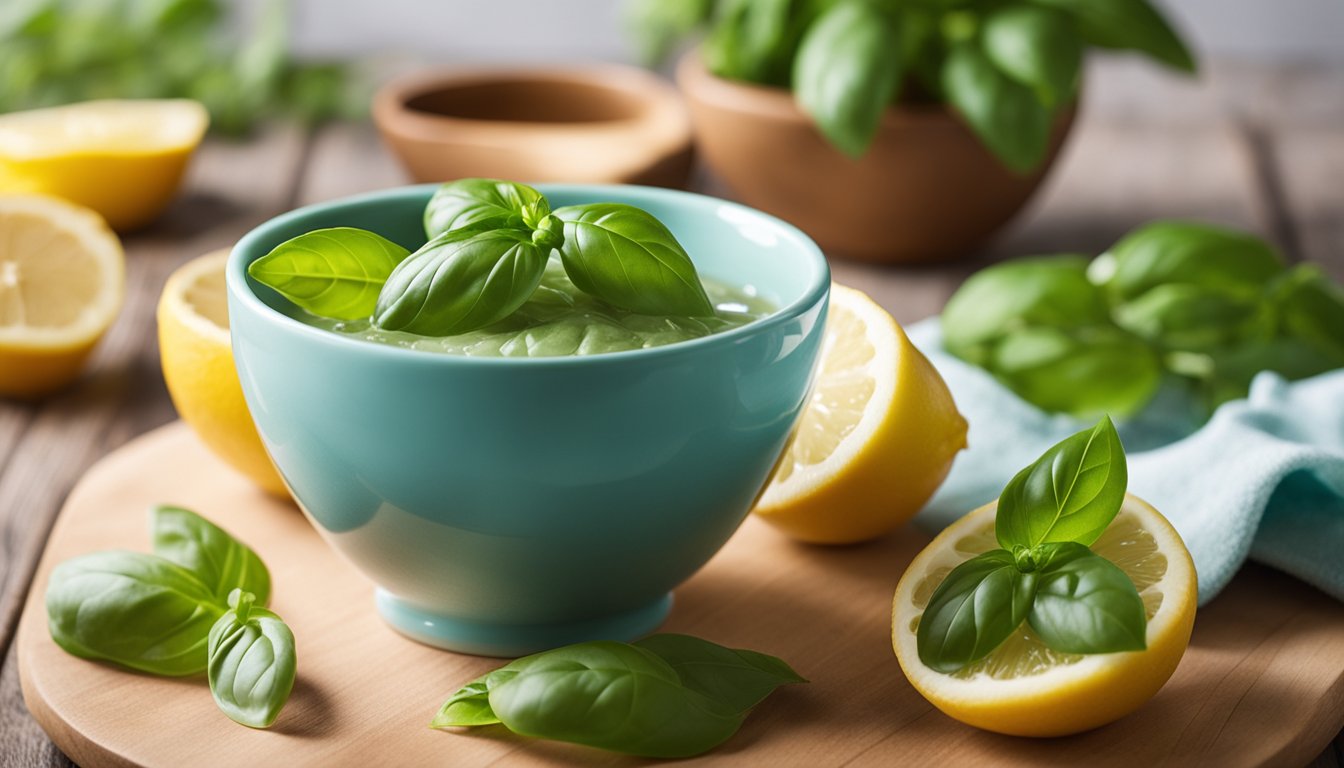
227,184,829,656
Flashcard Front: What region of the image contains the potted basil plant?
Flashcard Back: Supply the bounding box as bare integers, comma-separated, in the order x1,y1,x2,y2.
629,0,1196,262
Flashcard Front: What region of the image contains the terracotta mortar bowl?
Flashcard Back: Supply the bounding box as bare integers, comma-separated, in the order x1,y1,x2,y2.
374,65,694,188
677,53,1076,263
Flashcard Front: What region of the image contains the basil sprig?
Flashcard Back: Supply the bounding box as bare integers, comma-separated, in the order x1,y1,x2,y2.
942,220,1344,416
630,0,1194,170
917,418,1147,673
248,178,718,337
431,634,805,758
46,505,297,729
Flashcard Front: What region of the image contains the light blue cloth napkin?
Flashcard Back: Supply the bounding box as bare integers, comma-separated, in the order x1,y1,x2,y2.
906,318,1344,606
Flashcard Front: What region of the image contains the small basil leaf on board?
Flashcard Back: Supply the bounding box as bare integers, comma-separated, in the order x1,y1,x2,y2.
941,256,1109,364
46,551,223,676
482,642,745,758
151,505,271,606
633,634,806,712
374,229,550,336
793,0,903,158
247,227,412,320
989,325,1162,417
996,417,1127,550
430,675,500,728
916,550,1038,673
554,203,714,317
1031,0,1195,73
1088,220,1283,303
981,5,1081,106
423,178,549,239
207,589,296,729
1028,542,1147,654
941,42,1052,173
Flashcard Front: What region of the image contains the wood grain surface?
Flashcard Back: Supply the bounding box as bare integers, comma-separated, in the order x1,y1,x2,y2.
15,423,1344,768
1,57,1342,766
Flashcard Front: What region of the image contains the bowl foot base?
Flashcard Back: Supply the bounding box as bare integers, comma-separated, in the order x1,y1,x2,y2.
375,590,674,657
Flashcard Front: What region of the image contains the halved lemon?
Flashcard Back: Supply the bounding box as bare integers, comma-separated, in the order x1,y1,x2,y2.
753,284,968,544
893,494,1197,736
0,99,208,231
0,195,124,397
158,250,287,496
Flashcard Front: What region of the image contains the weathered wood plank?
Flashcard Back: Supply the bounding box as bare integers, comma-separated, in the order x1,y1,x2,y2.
297,121,408,205
0,125,311,766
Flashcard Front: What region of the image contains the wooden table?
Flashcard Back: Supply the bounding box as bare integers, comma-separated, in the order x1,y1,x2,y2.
1,57,1341,766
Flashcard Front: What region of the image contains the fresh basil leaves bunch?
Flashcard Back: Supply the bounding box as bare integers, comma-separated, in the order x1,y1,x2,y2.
918,417,1147,673
431,634,805,758
942,221,1344,416
628,0,1194,171
1,0,356,135
45,505,296,729
248,178,715,336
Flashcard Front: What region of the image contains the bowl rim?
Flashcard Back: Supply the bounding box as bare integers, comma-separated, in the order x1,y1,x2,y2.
227,183,831,369
373,64,689,141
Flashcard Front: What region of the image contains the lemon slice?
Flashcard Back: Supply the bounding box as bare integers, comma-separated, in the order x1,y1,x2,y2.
158,250,287,496
753,283,967,544
0,195,124,397
893,494,1197,736
0,100,208,231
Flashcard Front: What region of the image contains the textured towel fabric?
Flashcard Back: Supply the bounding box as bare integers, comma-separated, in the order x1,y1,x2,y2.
906,318,1344,605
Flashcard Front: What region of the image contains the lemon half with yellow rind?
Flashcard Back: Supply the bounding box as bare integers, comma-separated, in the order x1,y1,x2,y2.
0,99,207,231
0,195,124,397
753,283,968,544
158,249,287,496
893,493,1197,736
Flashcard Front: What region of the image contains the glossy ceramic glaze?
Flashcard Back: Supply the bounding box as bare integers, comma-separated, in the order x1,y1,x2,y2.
374,66,694,188
677,54,1075,263
227,184,830,655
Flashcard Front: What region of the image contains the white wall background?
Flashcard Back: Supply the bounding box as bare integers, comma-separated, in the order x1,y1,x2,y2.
276,0,1344,64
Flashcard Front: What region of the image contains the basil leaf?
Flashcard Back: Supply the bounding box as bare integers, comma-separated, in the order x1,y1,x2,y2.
1088,220,1284,304
247,227,412,320
793,0,903,158
702,0,795,85
996,417,1128,550
625,0,714,67
1112,283,1267,352
634,634,806,712
981,5,1081,106
151,504,270,606
430,675,500,728
1271,264,1344,364
46,551,223,676
554,203,715,317
1028,542,1147,653
207,589,296,729
483,642,745,758
374,229,550,336
990,325,1161,417
423,178,549,240
941,42,1052,173
916,550,1038,673
1031,0,1195,73
942,256,1109,364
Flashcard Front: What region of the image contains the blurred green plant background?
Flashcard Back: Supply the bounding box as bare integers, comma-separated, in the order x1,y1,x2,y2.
0,0,360,135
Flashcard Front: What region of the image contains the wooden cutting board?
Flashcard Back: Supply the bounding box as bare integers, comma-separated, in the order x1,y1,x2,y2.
17,422,1344,767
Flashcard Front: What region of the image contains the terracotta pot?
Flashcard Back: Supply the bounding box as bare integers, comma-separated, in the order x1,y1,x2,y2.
676,54,1076,263
374,65,694,188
